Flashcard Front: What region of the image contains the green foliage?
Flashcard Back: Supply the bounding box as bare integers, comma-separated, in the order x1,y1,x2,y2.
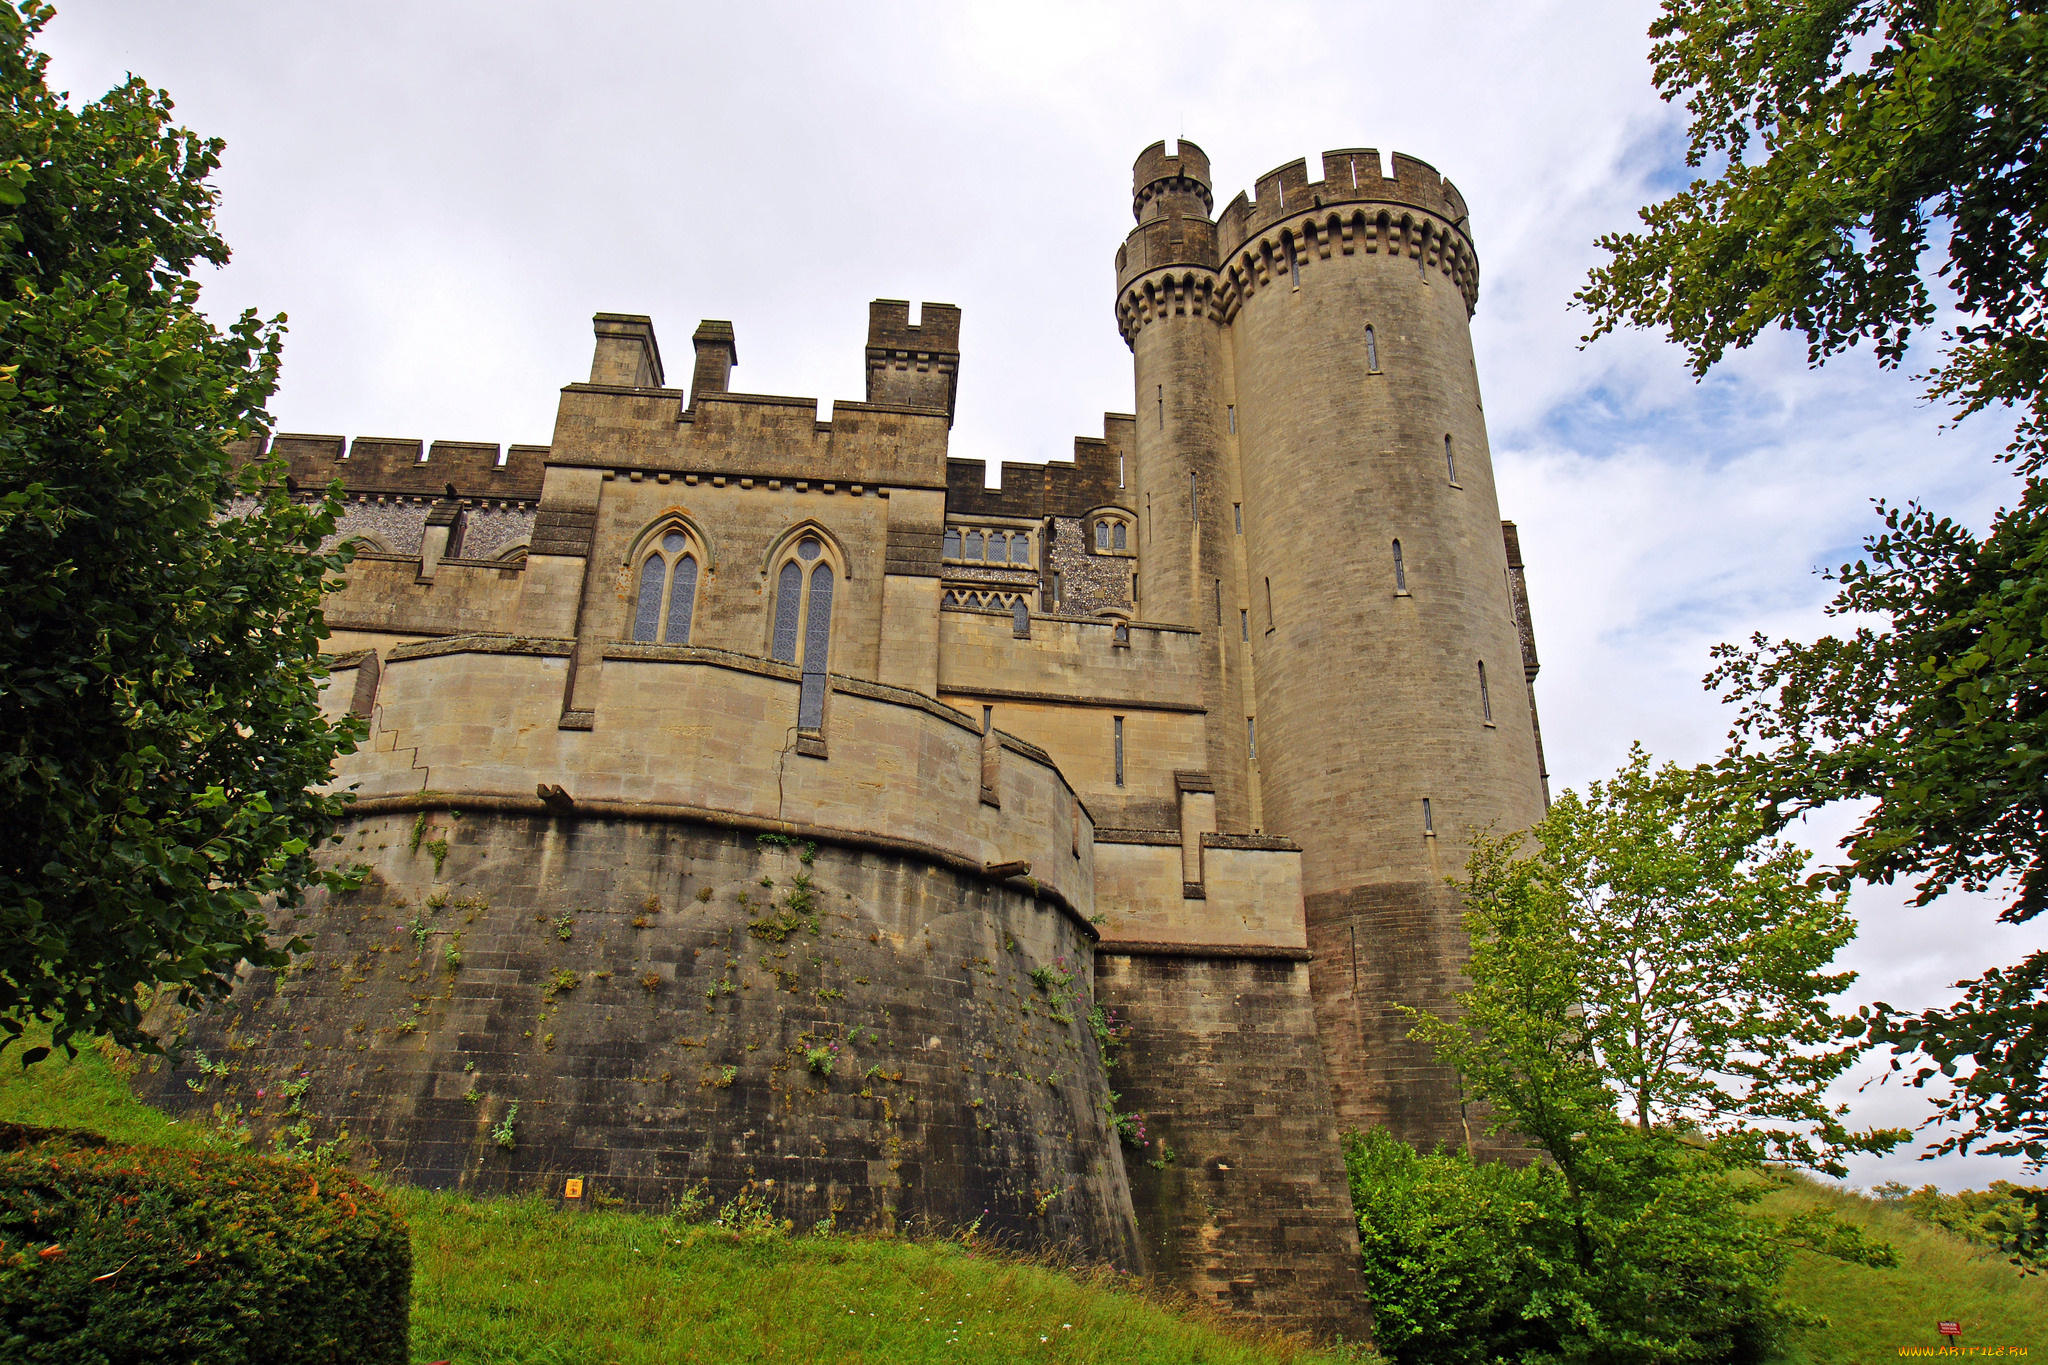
1584,0,2048,1177
1437,746,1898,1174
1343,1127,1893,1365
1577,0,2048,471
755,831,817,864
490,1102,517,1152
1875,1178,2048,1272
552,914,574,942
803,1042,838,1078
0,1122,408,1363
747,874,820,942
0,3,362,1063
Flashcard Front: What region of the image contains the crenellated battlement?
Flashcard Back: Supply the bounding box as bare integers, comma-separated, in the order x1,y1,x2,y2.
240,433,549,502
1132,138,1213,221
1215,148,1470,259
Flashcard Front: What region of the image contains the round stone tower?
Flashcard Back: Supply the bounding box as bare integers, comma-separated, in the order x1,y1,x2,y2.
1116,142,1549,1150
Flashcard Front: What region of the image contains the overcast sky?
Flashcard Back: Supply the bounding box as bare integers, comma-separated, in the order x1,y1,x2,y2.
43,1,2038,1190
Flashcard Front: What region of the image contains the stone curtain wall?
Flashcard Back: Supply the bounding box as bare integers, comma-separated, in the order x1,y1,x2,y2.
140,813,1143,1264
1094,951,1370,1341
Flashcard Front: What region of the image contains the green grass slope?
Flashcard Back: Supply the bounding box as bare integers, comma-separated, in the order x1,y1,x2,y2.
0,1037,1370,1365
1762,1176,2047,1362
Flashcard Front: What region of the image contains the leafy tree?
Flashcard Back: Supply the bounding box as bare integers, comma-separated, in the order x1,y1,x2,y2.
1578,0,2048,1171
1418,748,1904,1176
0,2,358,1062
1378,769,1901,1362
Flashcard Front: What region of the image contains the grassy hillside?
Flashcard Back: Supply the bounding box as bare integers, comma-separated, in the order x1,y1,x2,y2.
0,1036,1370,1364
7,1036,2041,1363
1762,1175,2047,1363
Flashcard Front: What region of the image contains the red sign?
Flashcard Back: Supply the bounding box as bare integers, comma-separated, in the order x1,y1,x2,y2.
1939,1321,1962,1337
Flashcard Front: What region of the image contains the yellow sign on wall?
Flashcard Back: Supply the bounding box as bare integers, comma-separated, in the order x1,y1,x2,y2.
563,1178,584,1199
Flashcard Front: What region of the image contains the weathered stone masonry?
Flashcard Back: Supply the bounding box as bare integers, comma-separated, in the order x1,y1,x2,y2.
144,140,1550,1343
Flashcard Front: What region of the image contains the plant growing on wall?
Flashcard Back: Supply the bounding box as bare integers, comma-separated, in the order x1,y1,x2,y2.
0,3,364,1063
491,1101,518,1151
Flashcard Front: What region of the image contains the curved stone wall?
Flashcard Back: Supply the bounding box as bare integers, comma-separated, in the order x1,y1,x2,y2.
138,811,1143,1264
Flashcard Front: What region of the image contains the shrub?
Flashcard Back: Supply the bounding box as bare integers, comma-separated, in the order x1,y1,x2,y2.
1344,1128,1804,1365
0,1122,409,1363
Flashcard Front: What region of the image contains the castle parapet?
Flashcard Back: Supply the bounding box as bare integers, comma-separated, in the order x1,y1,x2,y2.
865,300,961,425
1214,148,1472,260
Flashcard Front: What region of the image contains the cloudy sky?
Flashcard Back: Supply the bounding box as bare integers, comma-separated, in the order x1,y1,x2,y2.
44,1,2037,1190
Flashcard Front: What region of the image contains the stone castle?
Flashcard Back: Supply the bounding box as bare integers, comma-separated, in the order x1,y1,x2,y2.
146,140,1549,1339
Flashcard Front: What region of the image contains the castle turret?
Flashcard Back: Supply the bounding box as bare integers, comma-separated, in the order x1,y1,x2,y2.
1117,143,1548,1150
1116,141,1254,829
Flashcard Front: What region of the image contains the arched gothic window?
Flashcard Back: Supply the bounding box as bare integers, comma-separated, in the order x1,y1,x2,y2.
771,536,835,730
631,530,699,644
1095,520,1110,550
1113,522,1126,551
1011,598,1029,634
1094,519,1128,552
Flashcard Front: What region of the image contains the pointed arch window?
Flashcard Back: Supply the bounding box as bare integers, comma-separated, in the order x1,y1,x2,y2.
1365,326,1379,372
770,536,835,730
631,530,699,644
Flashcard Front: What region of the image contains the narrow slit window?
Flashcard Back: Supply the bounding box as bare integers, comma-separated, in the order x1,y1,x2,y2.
797,560,834,729
1051,571,1062,607
1478,660,1493,723
1157,385,1164,428
1247,717,1257,759
1113,716,1125,787
1214,578,1223,625
1445,435,1457,484
983,705,993,734
666,555,698,643
770,560,802,662
1265,577,1275,631
943,527,961,559
1287,237,1301,289
1189,471,1199,521
1132,572,1140,606
1119,453,1125,488
1365,325,1378,371
1227,404,1236,435
632,555,666,643
1240,609,1248,641
1234,503,1242,534
1392,539,1407,591
1423,798,1435,835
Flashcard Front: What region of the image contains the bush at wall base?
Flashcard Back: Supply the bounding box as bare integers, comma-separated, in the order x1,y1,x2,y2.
0,1122,410,1364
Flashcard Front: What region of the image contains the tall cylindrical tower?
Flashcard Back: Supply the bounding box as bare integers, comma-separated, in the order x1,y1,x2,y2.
1116,142,1253,830
1118,143,1548,1149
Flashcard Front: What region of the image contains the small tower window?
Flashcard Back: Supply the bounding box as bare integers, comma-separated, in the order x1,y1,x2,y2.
944,527,961,559
1247,716,1257,759
1478,660,1493,724
1227,404,1236,435
1240,609,1248,641
1265,577,1275,632
1189,471,1198,521
1234,503,1242,534
1012,597,1029,636
798,560,834,729
1214,579,1223,625
1445,435,1457,485
965,529,983,560
1113,521,1127,551
1423,797,1435,835
1365,326,1379,372
1051,572,1063,608
1286,236,1301,289
1157,385,1164,428
1119,453,1125,488
1113,621,1130,647
982,705,993,734
1113,715,1125,787
1393,539,1407,592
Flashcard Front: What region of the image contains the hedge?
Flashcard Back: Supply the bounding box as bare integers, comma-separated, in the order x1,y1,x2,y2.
0,1121,410,1364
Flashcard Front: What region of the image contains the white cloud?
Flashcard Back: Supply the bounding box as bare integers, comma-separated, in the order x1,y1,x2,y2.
42,0,2038,1189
